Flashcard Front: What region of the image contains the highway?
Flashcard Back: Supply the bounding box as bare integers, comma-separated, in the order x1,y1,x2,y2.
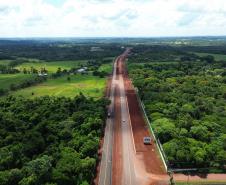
98,57,117,185
98,49,224,185
119,74,137,185
98,50,137,185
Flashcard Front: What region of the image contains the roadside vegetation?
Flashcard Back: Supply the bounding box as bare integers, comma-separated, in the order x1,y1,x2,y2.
0,40,118,185
0,95,109,185
15,60,87,74
128,45,226,172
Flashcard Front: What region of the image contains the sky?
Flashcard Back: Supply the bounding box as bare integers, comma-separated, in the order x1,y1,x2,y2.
0,0,226,37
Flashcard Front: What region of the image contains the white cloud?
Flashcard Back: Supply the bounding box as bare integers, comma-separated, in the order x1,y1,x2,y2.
0,0,226,37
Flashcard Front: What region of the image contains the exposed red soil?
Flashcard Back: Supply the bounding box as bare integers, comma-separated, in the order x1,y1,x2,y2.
174,173,226,183
120,57,166,175
112,85,123,185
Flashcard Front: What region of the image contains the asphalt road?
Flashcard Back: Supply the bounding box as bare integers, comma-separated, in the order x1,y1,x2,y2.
98,57,117,185
99,51,136,185
119,72,137,185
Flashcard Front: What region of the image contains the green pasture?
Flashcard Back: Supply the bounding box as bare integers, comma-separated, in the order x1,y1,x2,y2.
11,74,106,99
0,60,12,66
16,60,87,73
0,73,35,90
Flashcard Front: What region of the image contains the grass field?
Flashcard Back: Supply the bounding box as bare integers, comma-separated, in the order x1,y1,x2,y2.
0,73,35,90
0,60,12,66
194,52,226,61
11,74,106,98
16,60,87,73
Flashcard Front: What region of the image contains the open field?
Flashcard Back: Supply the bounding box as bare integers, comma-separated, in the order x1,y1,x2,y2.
10,74,106,98
0,73,35,90
0,60,12,65
194,52,226,61
16,60,87,73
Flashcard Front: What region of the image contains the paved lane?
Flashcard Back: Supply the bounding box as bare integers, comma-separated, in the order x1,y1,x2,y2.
98,59,117,185
119,74,137,185
99,52,137,185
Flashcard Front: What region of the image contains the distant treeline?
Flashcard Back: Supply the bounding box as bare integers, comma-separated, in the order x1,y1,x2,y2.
129,44,226,63
0,40,123,61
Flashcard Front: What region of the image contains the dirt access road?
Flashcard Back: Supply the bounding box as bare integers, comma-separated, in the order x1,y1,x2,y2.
98,50,168,185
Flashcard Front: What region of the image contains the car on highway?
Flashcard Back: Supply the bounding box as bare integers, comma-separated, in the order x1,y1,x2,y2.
143,137,151,145
108,112,111,118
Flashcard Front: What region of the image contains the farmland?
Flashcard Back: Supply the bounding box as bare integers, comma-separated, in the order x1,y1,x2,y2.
0,73,35,90
0,60,11,66
11,74,106,98
0,57,110,98
16,60,87,73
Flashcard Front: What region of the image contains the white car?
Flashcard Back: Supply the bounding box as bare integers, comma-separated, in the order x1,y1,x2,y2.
107,112,111,118
143,137,151,145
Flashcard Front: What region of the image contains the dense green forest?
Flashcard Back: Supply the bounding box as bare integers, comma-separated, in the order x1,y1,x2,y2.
0,95,109,185
0,40,123,61
0,40,115,185
128,46,226,171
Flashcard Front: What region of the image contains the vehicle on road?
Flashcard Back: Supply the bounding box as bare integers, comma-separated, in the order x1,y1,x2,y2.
108,112,111,118
143,137,151,145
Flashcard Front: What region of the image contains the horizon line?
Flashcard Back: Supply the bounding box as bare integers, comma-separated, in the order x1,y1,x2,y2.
0,35,226,39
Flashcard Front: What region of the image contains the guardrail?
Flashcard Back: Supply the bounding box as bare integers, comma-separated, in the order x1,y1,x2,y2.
134,88,169,172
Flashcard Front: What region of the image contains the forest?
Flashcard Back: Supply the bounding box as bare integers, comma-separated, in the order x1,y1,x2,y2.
0,94,109,185
128,45,226,171
0,40,123,61
0,40,115,185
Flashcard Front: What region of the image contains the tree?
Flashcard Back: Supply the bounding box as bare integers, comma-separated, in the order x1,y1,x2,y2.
152,118,177,143
23,155,52,180
18,175,37,185
202,55,215,63
190,125,209,141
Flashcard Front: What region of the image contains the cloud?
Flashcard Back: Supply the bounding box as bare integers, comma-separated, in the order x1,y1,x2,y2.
177,13,200,26
0,0,226,37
